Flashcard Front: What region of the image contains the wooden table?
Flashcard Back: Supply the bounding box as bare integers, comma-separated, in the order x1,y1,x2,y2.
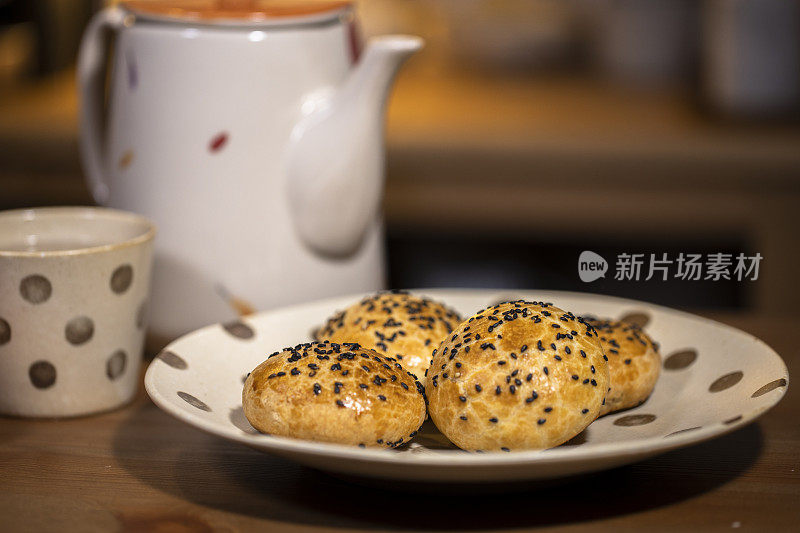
1,312,797,532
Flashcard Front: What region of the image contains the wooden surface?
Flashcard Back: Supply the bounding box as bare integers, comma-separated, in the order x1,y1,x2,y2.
0,312,797,532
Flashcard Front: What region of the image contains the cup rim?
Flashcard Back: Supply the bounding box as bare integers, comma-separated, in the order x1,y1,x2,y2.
0,206,156,258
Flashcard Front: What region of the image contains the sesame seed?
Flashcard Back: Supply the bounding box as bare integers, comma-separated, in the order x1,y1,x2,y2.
459,395,467,402
537,419,546,425
313,383,321,395
489,417,498,423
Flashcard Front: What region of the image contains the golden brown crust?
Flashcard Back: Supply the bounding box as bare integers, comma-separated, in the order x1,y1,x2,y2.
242,341,426,448
315,291,462,382
426,301,610,452
587,319,661,416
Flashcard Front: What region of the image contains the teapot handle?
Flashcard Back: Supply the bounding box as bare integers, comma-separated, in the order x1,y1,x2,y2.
77,7,125,204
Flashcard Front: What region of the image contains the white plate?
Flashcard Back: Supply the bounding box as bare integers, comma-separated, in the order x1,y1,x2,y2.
144,289,789,483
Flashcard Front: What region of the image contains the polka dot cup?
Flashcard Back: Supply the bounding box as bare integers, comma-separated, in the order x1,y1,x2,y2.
0,207,154,417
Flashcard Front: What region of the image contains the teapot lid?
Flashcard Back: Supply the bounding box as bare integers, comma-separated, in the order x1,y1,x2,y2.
122,1,352,26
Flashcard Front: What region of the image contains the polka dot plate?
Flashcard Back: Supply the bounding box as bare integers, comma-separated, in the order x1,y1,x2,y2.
144,289,788,483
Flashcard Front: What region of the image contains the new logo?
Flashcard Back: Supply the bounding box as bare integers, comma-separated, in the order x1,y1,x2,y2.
578,251,608,282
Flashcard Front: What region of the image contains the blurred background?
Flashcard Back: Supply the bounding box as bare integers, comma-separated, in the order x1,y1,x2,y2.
1,0,799,315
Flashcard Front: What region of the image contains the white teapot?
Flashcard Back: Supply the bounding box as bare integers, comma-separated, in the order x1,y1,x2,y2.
77,1,421,342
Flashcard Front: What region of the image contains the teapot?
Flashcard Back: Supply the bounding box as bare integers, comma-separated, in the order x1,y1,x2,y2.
77,1,422,342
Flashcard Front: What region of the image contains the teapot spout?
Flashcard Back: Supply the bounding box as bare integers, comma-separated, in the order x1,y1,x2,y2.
287,35,423,257
340,35,425,114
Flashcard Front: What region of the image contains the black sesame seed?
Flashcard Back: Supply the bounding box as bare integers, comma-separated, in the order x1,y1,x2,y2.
460,415,468,421
572,374,579,380
581,408,589,414
544,407,552,412
489,417,498,423
378,394,387,401
537,419,546,425
624,358,632,365
336,399,345,407
475,384,482,392
459,395,467,402
543,367,549,375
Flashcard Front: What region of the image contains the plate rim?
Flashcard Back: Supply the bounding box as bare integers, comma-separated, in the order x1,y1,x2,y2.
145,288,789,466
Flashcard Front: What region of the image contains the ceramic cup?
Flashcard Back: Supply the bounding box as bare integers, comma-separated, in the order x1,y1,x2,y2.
0,207,155,417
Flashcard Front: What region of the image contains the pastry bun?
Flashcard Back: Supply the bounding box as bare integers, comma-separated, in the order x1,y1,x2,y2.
426,301,609,452
315,291,462,382
243,341,426,448
586,319,661,416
